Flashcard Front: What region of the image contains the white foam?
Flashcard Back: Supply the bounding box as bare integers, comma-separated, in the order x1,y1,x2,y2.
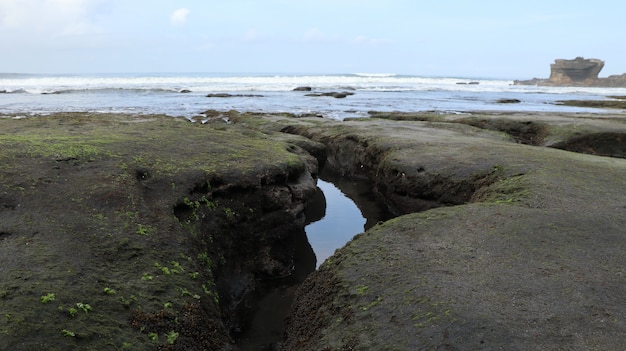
1,73,623,119
0,73,519,94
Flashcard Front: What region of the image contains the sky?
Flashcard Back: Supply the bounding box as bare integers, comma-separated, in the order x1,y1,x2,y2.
1,0,625,78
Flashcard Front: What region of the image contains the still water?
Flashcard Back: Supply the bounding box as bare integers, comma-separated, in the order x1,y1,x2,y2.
305,173,393,267
235,171,393,349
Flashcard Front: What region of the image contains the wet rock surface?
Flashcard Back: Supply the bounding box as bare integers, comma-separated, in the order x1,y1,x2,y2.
232,111,626,351
0,113,318,351
1,110,625,350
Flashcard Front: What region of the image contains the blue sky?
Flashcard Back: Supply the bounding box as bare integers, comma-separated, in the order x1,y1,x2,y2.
1,0,624,78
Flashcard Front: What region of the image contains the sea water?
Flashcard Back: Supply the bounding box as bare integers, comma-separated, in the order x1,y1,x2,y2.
2,72,625,119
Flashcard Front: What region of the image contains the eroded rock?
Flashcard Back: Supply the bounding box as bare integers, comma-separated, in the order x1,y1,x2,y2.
269,112,626,351
0,113,318,351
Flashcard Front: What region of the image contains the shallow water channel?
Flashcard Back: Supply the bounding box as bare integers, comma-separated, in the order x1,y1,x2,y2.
235,170,393,349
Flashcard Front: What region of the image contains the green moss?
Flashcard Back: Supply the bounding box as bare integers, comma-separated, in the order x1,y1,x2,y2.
0,113,310,350
478,174,530,204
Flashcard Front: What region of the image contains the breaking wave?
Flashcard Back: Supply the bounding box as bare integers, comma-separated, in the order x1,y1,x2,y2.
2,72,625,119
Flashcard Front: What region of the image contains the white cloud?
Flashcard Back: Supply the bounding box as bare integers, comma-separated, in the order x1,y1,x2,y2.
170,8,190,26
243,28,263,42
353,35,389,46
303,28,325,41
302,28,341,43
0,0,102,35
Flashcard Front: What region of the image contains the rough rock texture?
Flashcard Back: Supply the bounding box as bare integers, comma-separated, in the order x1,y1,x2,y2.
549,57,604,84
515,57,626,87
260,111,626,351
2,111,625,351
0,113,319,351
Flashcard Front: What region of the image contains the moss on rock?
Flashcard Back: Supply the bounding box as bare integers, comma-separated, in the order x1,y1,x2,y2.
0,113,317,351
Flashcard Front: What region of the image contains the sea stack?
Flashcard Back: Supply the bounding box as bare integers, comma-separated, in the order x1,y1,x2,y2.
514,57,626,87
548,57,604,85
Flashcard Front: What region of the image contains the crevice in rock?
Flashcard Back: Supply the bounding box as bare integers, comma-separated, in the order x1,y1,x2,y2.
166,161,318,349
457,117,548,145
551,132,626,158
280,125,507,216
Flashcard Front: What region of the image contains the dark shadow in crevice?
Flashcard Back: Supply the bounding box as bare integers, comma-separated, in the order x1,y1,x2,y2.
551,132,626,159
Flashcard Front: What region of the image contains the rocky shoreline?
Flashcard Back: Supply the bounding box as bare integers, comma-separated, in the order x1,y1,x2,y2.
1,110,625,350
514,57,626,87
0,113,322,350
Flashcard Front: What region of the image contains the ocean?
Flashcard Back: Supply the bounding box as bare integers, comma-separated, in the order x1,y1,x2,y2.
2,72,625,120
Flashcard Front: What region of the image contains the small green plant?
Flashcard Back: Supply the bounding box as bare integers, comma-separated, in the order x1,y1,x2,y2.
201,196,216,209
148,332,158,341
120,296,131,306
355,285,369,295
40,293,56,303
224,207,236,221
189,271,199,279
197,252,213,270
141,272,154,281
166,330,179,345
163,302,173,309
120,295,137,308
61,329,76,337
361,296,383,311
209,291,220,304
76,302,92,314
103,287,116,295
171,261,184,272
121,342,133,349
68,307,78,317
136,224,156,236
183,197,198,209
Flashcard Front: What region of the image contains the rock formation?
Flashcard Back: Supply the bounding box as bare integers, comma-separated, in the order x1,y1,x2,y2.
514,57,626,87
549,57,604,84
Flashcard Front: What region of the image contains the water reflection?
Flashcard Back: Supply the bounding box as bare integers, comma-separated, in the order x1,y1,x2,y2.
235,170,392,349
305,170,393,267
305,180,365,267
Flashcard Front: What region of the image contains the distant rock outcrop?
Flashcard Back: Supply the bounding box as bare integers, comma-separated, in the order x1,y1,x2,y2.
549,57,604,84
514,57,626,87
304,91,355,99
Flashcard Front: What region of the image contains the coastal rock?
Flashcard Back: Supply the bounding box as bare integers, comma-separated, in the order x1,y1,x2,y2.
496,98,521,103
0,113,318,351
206,93,264,98
549,57,604,84
4,110,625,351
514,57,626,87
293,86,312,91
267,111,626,351
304,91,355,99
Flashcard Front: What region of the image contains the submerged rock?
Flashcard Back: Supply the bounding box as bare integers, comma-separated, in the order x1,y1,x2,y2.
304,91,355,99
293,86,312,91
206,93,264,98
496,98,521,103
